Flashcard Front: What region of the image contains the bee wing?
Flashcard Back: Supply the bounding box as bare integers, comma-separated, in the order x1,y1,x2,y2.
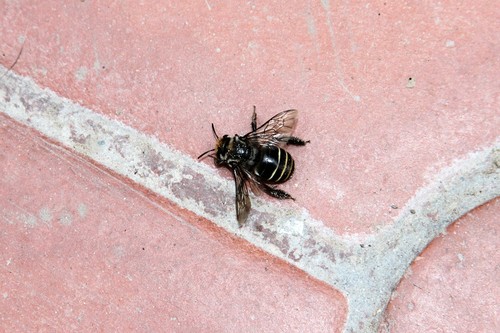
245,110,298,145
232,166,251,226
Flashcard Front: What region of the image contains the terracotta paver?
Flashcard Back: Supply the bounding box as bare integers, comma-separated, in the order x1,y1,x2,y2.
381,199,499,332
1,1,499,332
0,115,345,332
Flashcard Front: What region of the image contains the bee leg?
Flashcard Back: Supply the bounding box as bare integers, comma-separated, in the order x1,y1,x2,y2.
280,136,310,146
259,183,295,200
251,106,257,131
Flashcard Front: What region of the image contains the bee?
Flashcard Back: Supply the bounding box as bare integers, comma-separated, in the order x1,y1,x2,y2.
198,107,309,226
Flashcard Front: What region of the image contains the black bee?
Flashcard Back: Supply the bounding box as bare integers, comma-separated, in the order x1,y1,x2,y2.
198,107,309,226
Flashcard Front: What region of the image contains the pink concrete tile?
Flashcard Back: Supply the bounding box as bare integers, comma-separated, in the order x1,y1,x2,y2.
1,1,497,234
381,198,499,332
0,116,346,332
1,1,498,332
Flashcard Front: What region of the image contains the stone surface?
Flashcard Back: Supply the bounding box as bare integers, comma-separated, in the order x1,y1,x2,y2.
381,199,499,333
1,1,498,332
0,115,345,332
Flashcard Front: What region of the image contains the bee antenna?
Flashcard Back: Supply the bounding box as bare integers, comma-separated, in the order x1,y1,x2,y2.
211,123,219,139
198,149,215,160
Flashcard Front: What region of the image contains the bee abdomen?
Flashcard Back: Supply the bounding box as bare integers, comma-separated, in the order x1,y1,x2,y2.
254,146,295,183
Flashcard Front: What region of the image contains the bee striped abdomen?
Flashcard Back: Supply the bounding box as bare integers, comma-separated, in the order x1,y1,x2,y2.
254,146,295,183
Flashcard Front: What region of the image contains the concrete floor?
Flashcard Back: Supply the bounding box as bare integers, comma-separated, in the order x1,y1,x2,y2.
1,1,498,332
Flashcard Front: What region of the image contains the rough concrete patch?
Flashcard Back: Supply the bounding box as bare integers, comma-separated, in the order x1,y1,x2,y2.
78,203,88,218
58,210,73,226
75,66,88,81
20,212,37,228
39,206,53,224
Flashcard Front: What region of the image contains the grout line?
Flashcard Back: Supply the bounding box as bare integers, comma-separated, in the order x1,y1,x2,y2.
1,68,498,332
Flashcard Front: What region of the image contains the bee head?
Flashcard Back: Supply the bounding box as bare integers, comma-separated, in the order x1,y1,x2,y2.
214,135,232,166
198,124,231,166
